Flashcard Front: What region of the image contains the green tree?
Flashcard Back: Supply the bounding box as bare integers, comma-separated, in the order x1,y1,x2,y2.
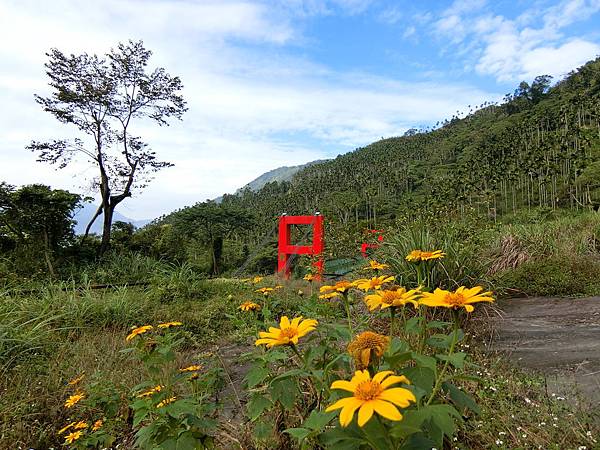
172,201,254,276
27,40,187,255
0,183,81,276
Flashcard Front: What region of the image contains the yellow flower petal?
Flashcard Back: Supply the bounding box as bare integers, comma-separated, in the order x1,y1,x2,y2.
371,399,402,421
357,402,375,427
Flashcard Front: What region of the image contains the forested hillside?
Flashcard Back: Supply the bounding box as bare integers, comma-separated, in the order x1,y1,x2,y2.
210,58,600,227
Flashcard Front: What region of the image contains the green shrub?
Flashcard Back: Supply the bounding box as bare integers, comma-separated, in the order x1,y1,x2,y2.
494,255,600,297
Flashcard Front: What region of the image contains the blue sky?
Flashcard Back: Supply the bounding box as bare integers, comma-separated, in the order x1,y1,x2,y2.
0,0,599,219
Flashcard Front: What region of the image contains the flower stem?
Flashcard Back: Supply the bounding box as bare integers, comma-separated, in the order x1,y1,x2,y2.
342,292,353,336
389,307,395,338
426,312,459,406
290,344,304,367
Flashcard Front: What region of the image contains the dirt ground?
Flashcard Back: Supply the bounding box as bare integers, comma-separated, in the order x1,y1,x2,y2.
487,296,600,405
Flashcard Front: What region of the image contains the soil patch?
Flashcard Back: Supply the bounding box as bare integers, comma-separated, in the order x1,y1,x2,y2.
487,296,600,405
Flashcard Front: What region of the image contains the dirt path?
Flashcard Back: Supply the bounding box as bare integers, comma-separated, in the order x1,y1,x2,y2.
487,296,600,405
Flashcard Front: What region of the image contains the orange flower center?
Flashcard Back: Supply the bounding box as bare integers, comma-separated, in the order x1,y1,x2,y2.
381,291,401,304
444,292,466,307
355,380,383,401
279,327,298,339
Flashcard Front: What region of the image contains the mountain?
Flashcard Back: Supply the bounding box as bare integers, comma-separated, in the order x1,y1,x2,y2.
236,160,327,193
72,203,150,235
214,160,327,202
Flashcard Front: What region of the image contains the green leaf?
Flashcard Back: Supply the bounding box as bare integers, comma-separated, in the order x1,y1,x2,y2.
384,351,412,368
271,368,307,382
303,410,334,431
386,336,410,354
403,367,435,395
399,433,437,450
165,399,195,418
404,316,420,334
133,408,150,427
411,353,437,374
159,438,178,450
271,378,297,411
176,432,199,450
285,427,312,441
442,381,481,414
247,393,272,421
319,426,367,450
427,404,462,439
436,352,466,369
426,333,452,349
450,374,483,383
245,365,270,388
426,320,451,330
361,416,393,450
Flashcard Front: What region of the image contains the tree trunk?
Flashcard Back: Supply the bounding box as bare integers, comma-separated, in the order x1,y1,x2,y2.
82,204,103,241
43,229,56,277
99,202,114,255
211,236,223,276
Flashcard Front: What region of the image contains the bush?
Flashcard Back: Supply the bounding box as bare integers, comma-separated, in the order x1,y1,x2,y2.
494,255,600,297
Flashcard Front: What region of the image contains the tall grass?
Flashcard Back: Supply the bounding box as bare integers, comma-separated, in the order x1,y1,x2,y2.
380,222,491,289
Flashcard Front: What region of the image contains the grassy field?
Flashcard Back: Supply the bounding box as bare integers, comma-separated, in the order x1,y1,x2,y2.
1,272,598,449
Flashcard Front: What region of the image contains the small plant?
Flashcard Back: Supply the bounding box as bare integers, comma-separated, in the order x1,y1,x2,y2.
125,322,220,449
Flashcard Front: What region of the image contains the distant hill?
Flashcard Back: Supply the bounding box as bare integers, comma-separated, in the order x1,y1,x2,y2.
236,161,327,193
73,203,150,235
214,160,327,202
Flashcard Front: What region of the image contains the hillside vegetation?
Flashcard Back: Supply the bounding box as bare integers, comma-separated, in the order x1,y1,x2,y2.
214,59,600,227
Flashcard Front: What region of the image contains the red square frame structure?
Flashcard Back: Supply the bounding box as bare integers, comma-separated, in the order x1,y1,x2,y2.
277,215,324,280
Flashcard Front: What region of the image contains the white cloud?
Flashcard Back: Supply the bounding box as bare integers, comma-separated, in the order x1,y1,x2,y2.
428,0,600,82
378,6,403,24
0,0,498,219
518,39,600,80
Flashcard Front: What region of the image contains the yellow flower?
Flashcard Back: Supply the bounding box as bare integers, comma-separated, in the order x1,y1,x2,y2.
189,373,200,380
319,291,341,299
92,419,103,431
354,275,396,291
274,285,283,289
252,276,263,284
126,325,153,341
303,273,315,282
137,385,164,398
405,250,422,262
179,365,201,372
256,287,274,296
320,280,354,294
326,370,416,427
364,287,421,311
64,431,83,444
239,301,261,311
405,249,445,262
347,332,390,370
58,422,76,435
420,286,494,312
364,260,388,270
67,373,85,386
64,392,84,408
255,316,318,348
420,250,446,261
73,421,88,430
156,396,176,408
158,321,182,328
